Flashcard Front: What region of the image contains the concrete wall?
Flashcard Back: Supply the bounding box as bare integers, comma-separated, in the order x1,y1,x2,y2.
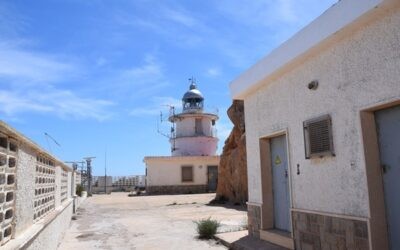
175,114,216,137
145,156,219,187
14,144,36,238
173,136,218,157
172,113,219,157
0,121,83,249
243,5,400,218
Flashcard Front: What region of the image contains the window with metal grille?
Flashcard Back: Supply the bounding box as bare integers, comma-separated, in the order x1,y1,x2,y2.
181,166,193,182
303,115,335,159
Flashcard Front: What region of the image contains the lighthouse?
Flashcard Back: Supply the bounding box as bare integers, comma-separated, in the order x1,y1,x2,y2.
144,79,220,195
169,81,219,156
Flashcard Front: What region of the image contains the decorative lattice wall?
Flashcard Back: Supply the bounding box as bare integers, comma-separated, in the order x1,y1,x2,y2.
0,135,17,246
34,156,55,222
61,169,68,203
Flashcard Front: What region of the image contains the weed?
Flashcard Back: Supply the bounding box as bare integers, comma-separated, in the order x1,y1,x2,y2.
195,218,220,239
76,184,85,197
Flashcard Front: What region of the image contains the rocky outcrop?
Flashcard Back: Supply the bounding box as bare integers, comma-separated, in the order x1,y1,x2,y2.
216,100,247,204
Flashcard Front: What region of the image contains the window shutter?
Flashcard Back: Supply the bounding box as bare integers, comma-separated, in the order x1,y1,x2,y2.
304,115,335,159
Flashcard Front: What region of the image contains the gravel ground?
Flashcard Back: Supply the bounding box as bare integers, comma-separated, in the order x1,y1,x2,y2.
58,193,247,250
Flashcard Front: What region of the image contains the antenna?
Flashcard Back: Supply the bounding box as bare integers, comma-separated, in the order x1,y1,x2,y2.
44,132,61,153
156,105,178,152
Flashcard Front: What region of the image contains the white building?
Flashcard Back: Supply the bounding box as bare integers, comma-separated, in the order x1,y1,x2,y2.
230,0,400,249
144,81,220,194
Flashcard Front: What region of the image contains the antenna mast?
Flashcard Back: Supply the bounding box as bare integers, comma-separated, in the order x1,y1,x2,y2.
157,105,177,152
83,156,96,195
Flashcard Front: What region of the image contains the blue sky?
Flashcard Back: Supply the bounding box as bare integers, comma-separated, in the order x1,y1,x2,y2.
0,0,336,176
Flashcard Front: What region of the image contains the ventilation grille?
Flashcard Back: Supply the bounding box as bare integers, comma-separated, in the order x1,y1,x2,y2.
304,115,335,158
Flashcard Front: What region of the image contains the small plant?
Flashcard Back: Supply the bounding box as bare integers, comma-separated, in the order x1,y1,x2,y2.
76,184,85,197
195,217,220,239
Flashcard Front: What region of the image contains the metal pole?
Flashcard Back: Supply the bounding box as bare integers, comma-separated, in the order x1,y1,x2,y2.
104,149,107,194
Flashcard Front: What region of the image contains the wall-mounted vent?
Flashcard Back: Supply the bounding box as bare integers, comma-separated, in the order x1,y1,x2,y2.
303,115,335,159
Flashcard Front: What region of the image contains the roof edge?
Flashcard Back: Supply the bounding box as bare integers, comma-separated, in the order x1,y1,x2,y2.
229,0,395,100
0,120,72,171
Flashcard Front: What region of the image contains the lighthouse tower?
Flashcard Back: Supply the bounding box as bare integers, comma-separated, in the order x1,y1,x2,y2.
169,80,219,156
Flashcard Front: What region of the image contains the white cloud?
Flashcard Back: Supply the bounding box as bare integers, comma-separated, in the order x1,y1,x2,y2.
129,96,181,116
0,89,114,121
105,54,170,98
206,68,221,77
0,42,77,85
0,38,113,121
162,7,197,28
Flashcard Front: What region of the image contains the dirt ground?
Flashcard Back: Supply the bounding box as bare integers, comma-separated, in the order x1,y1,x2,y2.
58,193,247,250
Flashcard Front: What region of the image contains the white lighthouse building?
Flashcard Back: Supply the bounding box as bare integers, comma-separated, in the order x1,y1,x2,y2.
144,80,220,195
170,81,218,156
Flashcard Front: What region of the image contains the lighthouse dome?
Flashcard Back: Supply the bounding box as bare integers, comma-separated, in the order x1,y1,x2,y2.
182,82,204,112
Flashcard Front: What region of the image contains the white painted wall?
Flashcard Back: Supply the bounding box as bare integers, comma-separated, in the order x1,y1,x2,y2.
173,137,218,156
241,7,400,217
145,156,219,186
171,113,218,156
175,115,216,137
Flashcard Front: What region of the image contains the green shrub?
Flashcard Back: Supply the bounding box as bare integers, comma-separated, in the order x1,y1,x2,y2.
195,218,220,239
76,184,85,197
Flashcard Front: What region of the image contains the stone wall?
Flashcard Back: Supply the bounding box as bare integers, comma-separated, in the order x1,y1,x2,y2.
247,204,261,238
292,211,369,250
147,185,207,195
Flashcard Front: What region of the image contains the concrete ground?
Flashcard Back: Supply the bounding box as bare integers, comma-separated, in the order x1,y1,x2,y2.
58,193,247,250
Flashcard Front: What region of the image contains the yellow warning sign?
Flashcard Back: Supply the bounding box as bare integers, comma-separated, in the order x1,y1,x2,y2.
274,155,282,165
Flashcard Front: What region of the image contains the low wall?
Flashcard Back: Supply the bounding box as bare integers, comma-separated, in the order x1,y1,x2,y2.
147,185,207,195
3,198,84,250
0,121,85,249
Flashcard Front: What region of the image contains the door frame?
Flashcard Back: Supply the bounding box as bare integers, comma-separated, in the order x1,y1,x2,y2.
360,99,400,250
259,129,294,236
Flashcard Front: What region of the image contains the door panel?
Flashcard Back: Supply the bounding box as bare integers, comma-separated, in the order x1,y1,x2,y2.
270,135,291,232
376,105,400,250
207,166,218,192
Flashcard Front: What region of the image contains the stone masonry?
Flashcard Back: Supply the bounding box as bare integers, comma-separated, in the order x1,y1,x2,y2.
292,211,369,250
247,204,261,238
146,185,207,195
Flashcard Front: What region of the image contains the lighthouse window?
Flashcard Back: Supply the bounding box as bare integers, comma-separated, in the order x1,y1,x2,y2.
195,119,203,135
181,166,193,182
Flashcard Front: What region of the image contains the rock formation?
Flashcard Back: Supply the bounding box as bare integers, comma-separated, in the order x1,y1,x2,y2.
215,100,247,204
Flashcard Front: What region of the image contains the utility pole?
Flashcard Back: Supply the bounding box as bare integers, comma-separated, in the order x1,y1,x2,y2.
104,148,107,194
83,157,96,195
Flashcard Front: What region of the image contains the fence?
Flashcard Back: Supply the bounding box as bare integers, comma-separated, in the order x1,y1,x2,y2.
0,121,84,249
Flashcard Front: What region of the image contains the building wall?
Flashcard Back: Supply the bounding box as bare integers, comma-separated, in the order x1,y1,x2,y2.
146,156,219,186
244,6,400,218
0,121,83,249
175,115,216,137
173,136,218,156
